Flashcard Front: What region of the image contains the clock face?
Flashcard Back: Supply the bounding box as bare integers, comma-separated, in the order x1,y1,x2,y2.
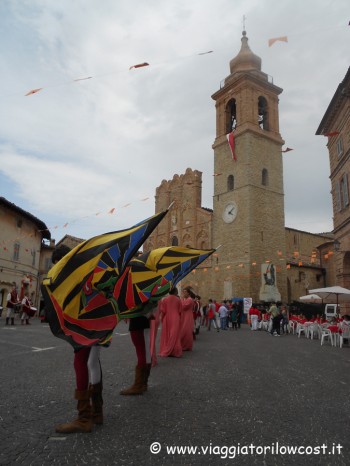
222,202,238,223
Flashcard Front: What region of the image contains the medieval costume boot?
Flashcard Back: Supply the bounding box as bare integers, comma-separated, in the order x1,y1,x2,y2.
10,318,15,325
5,318,9,325
90,381,103,425
120,365,147,395
26,319,30,325
141,363,152,393
55,389,93,433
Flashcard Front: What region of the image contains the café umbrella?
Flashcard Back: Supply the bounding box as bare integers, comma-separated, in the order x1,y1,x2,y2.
299,294,322,303
308,286,350,307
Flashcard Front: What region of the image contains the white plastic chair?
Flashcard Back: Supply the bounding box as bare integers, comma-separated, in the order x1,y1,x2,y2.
339,323,350,348
308,323,319,340
320,326,334,346
289,321,296,335
297,323,307,338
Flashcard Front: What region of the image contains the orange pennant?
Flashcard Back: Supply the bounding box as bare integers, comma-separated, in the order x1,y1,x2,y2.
268,36,288,47
324,131,340,137
25,88,43,96
129,62,149,70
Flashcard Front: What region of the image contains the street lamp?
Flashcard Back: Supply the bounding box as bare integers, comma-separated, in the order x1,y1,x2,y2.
333,239,341,252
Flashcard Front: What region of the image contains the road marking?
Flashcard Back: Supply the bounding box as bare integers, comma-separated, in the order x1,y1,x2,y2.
48,437,67,441
31,347,55,352
114,332,129,336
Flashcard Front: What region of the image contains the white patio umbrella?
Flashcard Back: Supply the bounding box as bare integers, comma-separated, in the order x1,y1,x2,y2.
308,286,350,306
299,294,322,303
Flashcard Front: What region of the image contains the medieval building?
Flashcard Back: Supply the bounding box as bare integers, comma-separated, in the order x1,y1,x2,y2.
143,32,336,304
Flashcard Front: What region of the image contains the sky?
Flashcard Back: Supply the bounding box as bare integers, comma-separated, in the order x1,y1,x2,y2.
0,0,349,243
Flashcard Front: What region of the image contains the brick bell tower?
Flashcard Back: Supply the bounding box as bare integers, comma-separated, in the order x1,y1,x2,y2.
211,31,287,303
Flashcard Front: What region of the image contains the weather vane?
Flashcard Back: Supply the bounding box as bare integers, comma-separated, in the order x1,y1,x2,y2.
242,15,246,31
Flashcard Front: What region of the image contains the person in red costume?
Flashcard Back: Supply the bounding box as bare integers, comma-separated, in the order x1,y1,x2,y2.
180,286,195,351
158,287,182,358
51,245,104,434
5,283,20,326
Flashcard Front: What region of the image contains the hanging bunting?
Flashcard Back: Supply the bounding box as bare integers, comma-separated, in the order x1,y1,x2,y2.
268,36,288,47
129,62,149,70
25,88,43,96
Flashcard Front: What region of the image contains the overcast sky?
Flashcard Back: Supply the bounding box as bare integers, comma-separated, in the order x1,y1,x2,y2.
0,0,349,243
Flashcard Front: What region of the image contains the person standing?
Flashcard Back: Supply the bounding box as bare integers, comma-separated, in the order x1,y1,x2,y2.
158,287,182,358
280,304,289,335
21,291,32,325
207,299,218,331
268,303,281,336
50,245,104,434
249,304,261,331
5,283,20,326
180,286,195,351
218,301,228,330
230,304,238,330
119,311,156,396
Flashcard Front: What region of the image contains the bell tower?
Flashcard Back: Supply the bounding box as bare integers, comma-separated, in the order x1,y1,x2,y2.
211,31,287,303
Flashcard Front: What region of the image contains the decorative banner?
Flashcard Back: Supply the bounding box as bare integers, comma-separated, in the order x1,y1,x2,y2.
243,297,252,314
282,147,293,153
227,131,236,161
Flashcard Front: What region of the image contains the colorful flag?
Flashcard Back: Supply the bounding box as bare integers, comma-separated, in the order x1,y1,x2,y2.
41,210,168,349
227,131,237,161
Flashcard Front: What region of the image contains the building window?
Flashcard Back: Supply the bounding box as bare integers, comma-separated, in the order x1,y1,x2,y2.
17,218,23,228
262,168,269,186
45,257,52,271
258,96,269,130
336,174,349,211
13,242,20,261
227,175,234,191
171,236,178,246
226,99,237,133
336,137,344,158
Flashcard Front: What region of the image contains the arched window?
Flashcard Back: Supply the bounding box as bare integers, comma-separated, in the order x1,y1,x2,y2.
262,168,269,186
171,236,179,246
225,99,237,133
258,96,269,130
227,175,234,191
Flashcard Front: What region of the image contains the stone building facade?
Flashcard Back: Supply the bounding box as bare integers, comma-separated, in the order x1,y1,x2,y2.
0,196,51,310
143,32,337,304
316,67,350,290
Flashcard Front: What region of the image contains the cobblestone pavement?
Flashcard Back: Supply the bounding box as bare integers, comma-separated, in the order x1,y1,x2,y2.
0,316,349,466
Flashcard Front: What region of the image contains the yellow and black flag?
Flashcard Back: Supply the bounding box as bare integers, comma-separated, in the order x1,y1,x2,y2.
112,246,216,314
41,210,168,349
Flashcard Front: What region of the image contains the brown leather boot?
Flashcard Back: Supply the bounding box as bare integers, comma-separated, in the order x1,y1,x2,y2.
90,382,103,425
141,363,152,392
120,365,147,395
55,389,93,433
